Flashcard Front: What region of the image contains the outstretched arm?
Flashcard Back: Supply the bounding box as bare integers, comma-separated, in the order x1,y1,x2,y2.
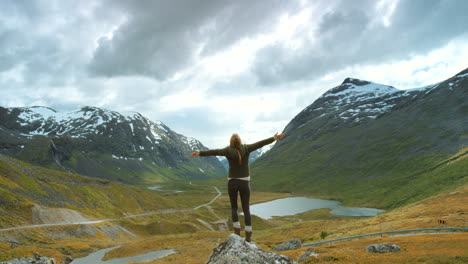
190,148,226,157
246,132,285,152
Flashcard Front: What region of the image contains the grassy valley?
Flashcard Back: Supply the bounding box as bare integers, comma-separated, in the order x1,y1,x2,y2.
67,184,467,264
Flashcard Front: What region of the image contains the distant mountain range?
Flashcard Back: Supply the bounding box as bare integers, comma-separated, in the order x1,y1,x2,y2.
252,68,468,208
0,106,225,185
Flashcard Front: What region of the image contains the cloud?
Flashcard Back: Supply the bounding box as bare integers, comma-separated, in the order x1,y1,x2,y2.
1,0,467,149
88,0,302,80
252,0,468,85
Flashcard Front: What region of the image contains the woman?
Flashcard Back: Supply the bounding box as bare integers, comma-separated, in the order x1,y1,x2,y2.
190,132,285,242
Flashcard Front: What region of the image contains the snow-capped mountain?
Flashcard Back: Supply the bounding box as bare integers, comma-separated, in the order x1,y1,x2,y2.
252,67,468,207
284,78,440,135
0,106,225,184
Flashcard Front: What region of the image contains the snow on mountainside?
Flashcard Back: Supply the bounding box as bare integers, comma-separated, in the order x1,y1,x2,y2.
252,67,468,206
15,106,169,142
284,77,439,134
0,105,225,183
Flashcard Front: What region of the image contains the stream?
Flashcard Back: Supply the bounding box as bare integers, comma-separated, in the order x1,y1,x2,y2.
70,245,176,264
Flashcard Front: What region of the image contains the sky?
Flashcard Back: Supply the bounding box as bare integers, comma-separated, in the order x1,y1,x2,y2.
1,0,467,148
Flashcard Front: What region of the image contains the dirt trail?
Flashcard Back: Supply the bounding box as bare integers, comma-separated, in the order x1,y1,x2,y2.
0,184,224,233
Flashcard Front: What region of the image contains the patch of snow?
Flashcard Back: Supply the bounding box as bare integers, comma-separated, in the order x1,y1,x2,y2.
112,154,119,159
457,72,468,78
139,157,143,161
129,123,134,135
259,144,274,155
155,120,168,133
199,168,205,173
150,124,162,141
139,145,145,150
322,82,396,99
185,137,200,150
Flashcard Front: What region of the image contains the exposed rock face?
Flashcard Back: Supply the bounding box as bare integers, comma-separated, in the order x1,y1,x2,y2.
0,257,56,264
32,205,90,225
206,234,297,264
273,238,302,251
366,243,401,253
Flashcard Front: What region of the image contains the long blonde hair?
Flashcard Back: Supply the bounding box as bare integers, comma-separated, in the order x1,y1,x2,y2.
230,133,242,164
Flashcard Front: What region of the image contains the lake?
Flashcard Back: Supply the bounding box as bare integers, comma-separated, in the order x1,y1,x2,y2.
70,245,176,264
250,197,384,219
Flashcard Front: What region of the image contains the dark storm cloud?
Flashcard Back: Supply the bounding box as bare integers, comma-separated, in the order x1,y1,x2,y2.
88,0,302,80
252,0,468,85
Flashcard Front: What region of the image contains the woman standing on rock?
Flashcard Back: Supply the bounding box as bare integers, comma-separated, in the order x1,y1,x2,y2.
190,133,285,242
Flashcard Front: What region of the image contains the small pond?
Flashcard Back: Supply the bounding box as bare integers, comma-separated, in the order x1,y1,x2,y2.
70,245,176,264
148,184,184,193
250,197,384,219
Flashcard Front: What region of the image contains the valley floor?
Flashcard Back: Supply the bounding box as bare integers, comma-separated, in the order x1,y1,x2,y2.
0,184,466,264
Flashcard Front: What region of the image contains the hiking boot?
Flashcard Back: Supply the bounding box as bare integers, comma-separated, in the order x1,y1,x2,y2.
234,227,241,236
246,231,252,242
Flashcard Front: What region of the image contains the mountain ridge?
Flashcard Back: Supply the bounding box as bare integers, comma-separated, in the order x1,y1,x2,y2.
252,67,468,208
0,105,225,185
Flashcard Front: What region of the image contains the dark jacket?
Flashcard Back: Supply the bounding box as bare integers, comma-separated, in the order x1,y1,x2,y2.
199,137,275,179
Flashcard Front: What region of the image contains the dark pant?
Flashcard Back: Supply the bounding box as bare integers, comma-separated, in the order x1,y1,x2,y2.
228,179,251,226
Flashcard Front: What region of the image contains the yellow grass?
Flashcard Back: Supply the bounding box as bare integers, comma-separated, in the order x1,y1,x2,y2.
1,186,466,264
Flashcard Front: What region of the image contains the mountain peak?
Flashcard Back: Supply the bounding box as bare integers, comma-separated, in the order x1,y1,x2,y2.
323,78,397,99
341,77,372,86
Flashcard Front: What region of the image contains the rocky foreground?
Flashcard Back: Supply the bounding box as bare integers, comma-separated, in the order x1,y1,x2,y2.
206,234,297,264
0,252,72,264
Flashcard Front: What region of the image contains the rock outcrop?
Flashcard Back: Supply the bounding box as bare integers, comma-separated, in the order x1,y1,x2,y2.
298,248,318,263
0,252,56,264
206,234,297,264
273,238,302,251
366,243,401,253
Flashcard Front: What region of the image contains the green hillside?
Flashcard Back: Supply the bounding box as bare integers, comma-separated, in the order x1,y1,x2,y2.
0,106,225,186
251,71,468,209
0,154,195,228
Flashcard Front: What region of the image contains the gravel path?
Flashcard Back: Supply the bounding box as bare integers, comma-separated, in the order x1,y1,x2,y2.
302,227,468,247
0,184,222,232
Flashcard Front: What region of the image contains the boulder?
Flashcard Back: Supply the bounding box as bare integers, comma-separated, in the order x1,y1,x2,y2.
0,257,56,264
273,238,302,251
366,243,400,253
298,248,319,263
206,234,297,264
62,256,73,264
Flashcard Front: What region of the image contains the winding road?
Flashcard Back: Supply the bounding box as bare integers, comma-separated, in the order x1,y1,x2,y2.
302,227,468,247
0,184,222,233
2,185,466,248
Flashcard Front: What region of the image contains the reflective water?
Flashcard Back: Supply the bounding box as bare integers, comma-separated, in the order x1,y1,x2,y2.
250,197,384,219
71,245,176,264
148,184,184,193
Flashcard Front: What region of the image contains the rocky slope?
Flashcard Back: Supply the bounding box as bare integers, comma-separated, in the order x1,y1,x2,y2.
0,106,224,184
252,68,468,208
